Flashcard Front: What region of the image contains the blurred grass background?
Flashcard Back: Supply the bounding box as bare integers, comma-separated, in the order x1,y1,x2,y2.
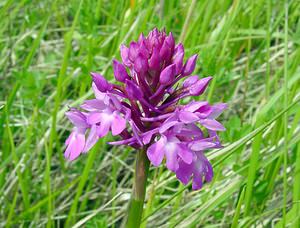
1,0,300,227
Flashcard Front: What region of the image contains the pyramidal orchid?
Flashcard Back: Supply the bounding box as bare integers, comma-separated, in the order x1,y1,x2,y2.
64,28,226,226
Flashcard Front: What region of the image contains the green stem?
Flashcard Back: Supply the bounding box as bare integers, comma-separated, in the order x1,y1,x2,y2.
126,148,150,228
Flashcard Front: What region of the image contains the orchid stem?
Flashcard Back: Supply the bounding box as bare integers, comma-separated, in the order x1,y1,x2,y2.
125,148,150,228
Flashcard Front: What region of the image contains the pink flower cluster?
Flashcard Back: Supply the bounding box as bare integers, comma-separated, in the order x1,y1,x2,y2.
65,28,226,190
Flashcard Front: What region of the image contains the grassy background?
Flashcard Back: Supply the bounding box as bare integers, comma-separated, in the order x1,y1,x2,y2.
1,0,300,227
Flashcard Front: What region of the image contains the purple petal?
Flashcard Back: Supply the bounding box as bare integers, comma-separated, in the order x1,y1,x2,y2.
172,43,184,75
179,111,199,123
109,137,136,146
177,144,193,164
139,39,150,58
176,160,193,185
183,123,204,136
159,63,176,85
196,104,212,118
183,75,199,88
142,129,158,144
120,44,131,66
98,121,111,137
159,120,179,133
83,125,99,152
164,143,179,172
138,33,146,43
184,101,208,113
109,94,123,110
65,110,88,128
65,131,73,146
147,138,165,166
90,72,112,92
125,79,143,100
199,119,226,131
159,39,172,61
134,53,148,73
87,112,102,125
182,54,198,76
192,173,203,190
128,42,139,61
166,32,175,50
209,103,227,119
111,113,126,136
92,83,106,101
130,120,143,146
149,47,160,70
81,99,106,111
189,140,216,151
204,159,213,182
113,59,129,82
64,129,85,161
189,77,212,96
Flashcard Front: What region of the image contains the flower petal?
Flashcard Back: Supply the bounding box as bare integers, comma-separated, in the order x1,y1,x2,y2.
172,43,184,75
130,120,143,145
64,130,85,161
183,75,199,88
177,144,193,164
147,138,165,166
164,143,179,172
113,59,129,82
120,44,131,66
98,121,111,137
176,160,193,185
182,54,197,76
159,39,172,61
90,72,112,92
149,47,160,70
87,112,102,125
159,120,179,133
192,173,203,190
83,125,99,152
134,53,148,73
142,129,158,144
81,99,106,111
125,79,144,100
128,42,139,61
204,159,213,182
179,111,199,123
189,77,212,96
184,101,208,113
65,109,88,128
92,83,106,101
159,63,176,85
111,113,126,136
189,140,216,151
199,119,226,131
209,103,227,119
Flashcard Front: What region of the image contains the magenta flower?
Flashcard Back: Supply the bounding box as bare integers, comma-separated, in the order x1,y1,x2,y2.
65,28,226,190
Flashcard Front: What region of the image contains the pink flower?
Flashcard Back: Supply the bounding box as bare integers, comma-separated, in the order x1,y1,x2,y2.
64,28,226,190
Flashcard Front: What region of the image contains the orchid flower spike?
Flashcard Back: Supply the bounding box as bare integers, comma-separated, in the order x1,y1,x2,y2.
64,28,226,190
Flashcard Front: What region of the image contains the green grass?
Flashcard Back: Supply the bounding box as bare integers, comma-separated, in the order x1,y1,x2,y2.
1,0,300,227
